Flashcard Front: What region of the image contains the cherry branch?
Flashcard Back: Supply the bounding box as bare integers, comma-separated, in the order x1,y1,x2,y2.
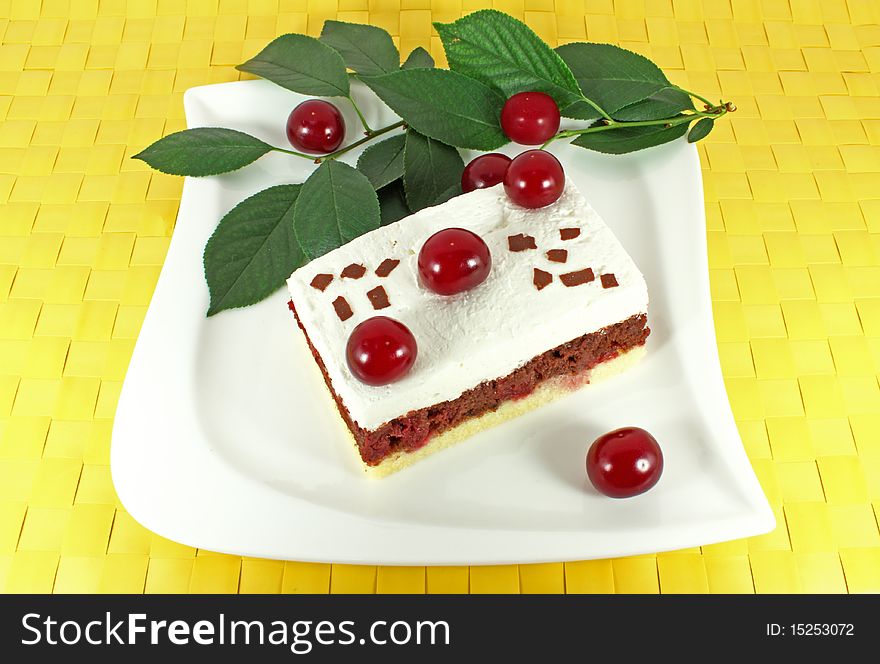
272,120,406,163
542,99,734,149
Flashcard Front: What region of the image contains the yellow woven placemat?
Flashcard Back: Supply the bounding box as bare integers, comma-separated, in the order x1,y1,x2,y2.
1,0,879,594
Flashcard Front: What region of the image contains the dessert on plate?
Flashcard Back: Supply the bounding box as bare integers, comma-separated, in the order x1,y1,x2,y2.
286,181,650,476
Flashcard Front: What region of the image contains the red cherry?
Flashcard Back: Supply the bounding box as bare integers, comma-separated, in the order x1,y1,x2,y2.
500,92,561,145
346,317,417,386
586,427,664,498
286,99,345,154
418,228,492,295
503,149,565,209
461,153,512,193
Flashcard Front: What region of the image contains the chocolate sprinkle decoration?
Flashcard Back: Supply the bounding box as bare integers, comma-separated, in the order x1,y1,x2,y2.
601,273,619,288
560,268,595,287
546,249,568,263
508,233,537,252
332,296,353,321
533,268,552,291
367,285,390,310
560,228,580,240
375,258,400,277
310,273,333,291
341,263,367,279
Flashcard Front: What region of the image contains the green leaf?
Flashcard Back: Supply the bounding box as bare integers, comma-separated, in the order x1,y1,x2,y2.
360,68,507,150
293,160,380,259
356,134,405,189
434,10,583,112
612,87,695,121
319,20,399,77
403,130,463,212
556,42,670,116
132,128,273,176
378,180,411,226
204,185,305,316
401,47,435,69
237,34,350,97
571,122,689,155
687,117,714,143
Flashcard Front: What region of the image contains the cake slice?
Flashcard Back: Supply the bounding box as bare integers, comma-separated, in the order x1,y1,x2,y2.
286,181,650,476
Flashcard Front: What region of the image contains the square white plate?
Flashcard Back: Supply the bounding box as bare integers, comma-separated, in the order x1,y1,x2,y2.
111,80,774,565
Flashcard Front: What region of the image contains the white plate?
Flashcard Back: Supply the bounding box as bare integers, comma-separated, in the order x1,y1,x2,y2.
111,80,774,565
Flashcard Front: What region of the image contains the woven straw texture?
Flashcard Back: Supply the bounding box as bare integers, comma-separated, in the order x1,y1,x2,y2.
1,0,880,594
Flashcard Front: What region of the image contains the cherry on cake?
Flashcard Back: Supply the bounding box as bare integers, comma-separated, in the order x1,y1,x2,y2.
286,181,650,476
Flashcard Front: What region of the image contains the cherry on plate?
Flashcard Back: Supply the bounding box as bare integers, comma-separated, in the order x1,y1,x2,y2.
500,92,561,145
503,149,565,209
461,153,512,193
346,317,417,386
286,99,345,154
418,228,492,296
586,427,664,498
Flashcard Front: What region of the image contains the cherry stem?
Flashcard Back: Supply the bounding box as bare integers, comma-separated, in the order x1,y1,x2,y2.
674,85,715,110
579,96,612,121
272,120,405,162
271,146,316,159
348,94,374,135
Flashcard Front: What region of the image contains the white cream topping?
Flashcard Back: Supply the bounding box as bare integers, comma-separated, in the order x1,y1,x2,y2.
287,182,648,431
